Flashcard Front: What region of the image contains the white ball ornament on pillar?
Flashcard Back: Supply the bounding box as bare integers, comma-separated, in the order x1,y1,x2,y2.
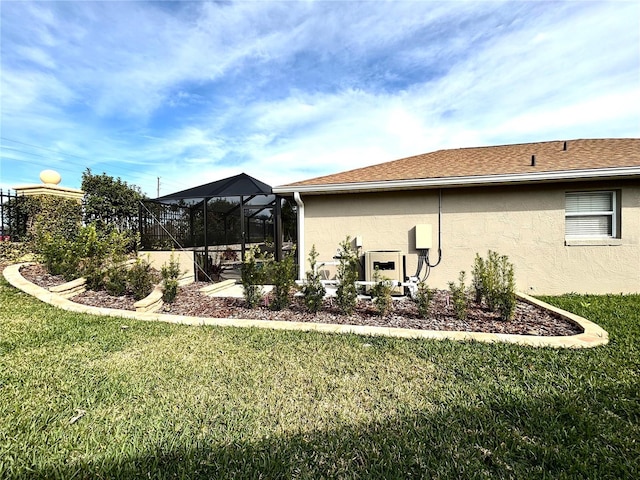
40,170,62,186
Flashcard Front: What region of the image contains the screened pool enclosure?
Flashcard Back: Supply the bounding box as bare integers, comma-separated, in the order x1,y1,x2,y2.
139,173,296,281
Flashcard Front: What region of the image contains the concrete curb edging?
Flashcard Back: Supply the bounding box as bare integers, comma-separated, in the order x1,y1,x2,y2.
3,263,609,348
133,285,164,313
49,277,86,298
199,279,236,296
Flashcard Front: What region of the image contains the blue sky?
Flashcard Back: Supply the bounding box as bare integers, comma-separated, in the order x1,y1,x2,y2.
1,0,639,197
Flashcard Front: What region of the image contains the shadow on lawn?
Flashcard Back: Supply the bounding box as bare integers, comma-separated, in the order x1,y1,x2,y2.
29,387,637,480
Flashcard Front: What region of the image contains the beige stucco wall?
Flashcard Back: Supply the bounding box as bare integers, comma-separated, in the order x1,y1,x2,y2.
139,250,195,280
301,180,640,295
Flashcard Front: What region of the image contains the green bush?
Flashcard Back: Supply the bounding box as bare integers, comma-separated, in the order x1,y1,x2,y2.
127,257,157,301
414,281,434,318
471,253,485,304
39,233,75,278
448,271,468,321
25,195,82,278
269,248,297,311
104,265,128,296
0,241,32,263
370,267,393,317
495,255,516,321
336,236,359,316
471,250,517,321
25,195,82,251
302,245,326,313
161,252,183,303
81,169,143,235
241,246,268,309
74,224,110,289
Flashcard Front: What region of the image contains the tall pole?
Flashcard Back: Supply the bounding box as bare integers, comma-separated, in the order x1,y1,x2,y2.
240,195,246,261
157,177,160,198
204,198,209,279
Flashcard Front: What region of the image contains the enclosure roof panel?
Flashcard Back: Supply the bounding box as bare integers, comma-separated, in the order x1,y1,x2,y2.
154,173,272,202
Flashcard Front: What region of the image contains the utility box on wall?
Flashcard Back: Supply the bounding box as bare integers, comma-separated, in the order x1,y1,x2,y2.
364,250,405,295
415,224,432,250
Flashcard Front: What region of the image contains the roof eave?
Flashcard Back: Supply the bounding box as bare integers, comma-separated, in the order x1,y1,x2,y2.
273,167,640,195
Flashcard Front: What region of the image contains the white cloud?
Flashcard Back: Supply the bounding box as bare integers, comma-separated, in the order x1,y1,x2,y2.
1,0,638,196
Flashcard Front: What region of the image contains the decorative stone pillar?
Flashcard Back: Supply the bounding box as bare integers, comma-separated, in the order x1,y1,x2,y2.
13,170,84,201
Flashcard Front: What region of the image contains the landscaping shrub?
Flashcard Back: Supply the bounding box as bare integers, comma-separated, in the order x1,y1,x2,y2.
448,271,468,320
39,233,75,278
222,247,238,262
25,195,82,250
336,236,360,316
23,195,82,278
127,256,157,301
471,253,485,304
104,265,128,296
161,252,183,303
495,255,516,321
0,241,32,263
241,246,268,309
269,247,297,311
195,252,224,282
81,168,143,235
414,281,434,318
302,245,326,313
74,224,111,289
370,267,393,316
471,250,517,321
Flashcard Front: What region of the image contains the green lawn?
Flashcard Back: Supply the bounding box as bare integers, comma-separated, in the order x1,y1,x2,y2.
1,277,638,479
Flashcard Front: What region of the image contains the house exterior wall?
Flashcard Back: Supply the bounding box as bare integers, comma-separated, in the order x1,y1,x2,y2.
301,180,640,295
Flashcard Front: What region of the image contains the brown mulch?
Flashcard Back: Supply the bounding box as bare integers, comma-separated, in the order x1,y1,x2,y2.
14,264,583,337
18,263,67,288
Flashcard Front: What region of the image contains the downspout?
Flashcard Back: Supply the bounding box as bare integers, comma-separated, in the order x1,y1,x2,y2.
293,191,305,280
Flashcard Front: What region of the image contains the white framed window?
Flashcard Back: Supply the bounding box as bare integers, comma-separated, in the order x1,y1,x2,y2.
565,191,618,238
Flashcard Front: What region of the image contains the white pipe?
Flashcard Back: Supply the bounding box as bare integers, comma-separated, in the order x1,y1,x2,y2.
293,191,305,280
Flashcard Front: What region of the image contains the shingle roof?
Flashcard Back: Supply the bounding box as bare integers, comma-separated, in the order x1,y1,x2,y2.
280,138,640,190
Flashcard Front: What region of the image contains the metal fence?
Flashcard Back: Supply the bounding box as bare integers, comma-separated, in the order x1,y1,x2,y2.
0,189,27,241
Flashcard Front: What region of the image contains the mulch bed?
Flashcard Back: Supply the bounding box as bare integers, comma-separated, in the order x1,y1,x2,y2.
19,263,67,288
14,264,583,336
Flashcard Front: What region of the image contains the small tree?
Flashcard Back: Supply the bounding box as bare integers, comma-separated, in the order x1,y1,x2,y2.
471,253,485,304
241,245,269,309
414,281,434,318
81,169,143,251
25,195,82,253
270,247,297,311
370,267,393,317
161,252,183,303
336,236,359,316
471,250,517,321
448,271,468,321
127,256,157,301
302,245,326,313
496,255,517,321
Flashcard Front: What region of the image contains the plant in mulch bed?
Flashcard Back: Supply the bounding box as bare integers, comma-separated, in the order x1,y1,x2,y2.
269,247,297,311
0,241,32,264
127,256,158,301
104,265,128,297
241,245,270,309
161,252,183,303
302,244,326,314
336,236,359,316
370,267,393,317
471,250,517,321
448,270,468,321
414,281,434,318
